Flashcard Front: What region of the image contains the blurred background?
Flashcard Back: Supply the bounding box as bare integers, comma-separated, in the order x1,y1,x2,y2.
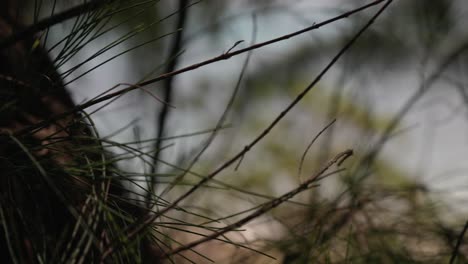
29,0,468,262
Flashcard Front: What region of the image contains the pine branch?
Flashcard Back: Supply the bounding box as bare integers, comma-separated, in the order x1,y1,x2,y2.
99,0,392,260
0,0,111,50
15,0,387,138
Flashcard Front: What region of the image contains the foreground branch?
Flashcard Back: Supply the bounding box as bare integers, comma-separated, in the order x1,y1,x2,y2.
164,150,353,258
16,0,387,137
0,0,111,50
144,0,392,226
100,0,392,259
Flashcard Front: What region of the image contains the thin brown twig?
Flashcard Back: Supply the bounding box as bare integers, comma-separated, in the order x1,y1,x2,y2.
298,119,336,181
163,149,353,258
99,0,391,260
15,0,387,137
150,0,190,201
158,13,258,197
146,0,391,227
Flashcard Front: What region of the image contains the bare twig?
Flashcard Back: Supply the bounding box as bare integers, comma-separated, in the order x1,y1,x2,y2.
150,0,190,201
158,14,257,197
298,119,336,181
163,149,353,258
15,0,387,137
99,0,391,260
147,0,391,225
